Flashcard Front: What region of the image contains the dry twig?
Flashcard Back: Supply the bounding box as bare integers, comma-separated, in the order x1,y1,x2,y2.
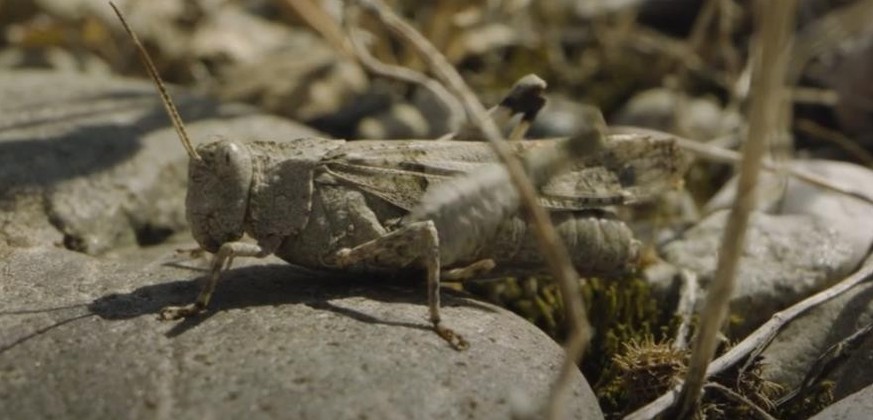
705,382,778,420
672,269,699,351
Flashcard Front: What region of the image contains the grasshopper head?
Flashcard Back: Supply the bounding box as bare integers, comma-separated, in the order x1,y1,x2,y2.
186,141,253,252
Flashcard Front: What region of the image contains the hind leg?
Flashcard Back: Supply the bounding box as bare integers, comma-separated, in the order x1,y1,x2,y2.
335,220,468,351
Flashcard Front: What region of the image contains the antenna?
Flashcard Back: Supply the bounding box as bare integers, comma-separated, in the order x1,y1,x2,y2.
109,2,202,161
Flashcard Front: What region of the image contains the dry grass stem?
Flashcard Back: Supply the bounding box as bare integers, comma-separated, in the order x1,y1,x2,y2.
624,253,873,420
791,87,839,106
545,325,589,419
672,269,699,351
343,17,464,135
705,382,778,420
279,0,354,57
674,0,798,417
349,1,591,417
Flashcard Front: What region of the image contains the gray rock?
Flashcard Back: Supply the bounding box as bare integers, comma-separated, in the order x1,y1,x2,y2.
0,70,318,254
662,210,856,335
0,244,603,419
778,160,873,270
706,160,873,269
665,160,873,395
218,42,368,127
529,96,602,139
0,46,112,74
827,32,873,147
356,103,430,140
810,383,873,420
663,160,873,336
612,88,740,141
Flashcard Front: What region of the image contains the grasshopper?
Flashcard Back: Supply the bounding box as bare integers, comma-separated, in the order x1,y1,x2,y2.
111,4,688,350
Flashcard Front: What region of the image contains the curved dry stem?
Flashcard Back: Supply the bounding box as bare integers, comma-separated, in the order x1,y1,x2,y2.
705,382,778,420
279,0,354,57
342,15,465,134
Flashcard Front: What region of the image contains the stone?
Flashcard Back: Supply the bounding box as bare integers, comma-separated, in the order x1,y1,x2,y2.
662,160,873,336
705,160,873,269
218,40,368,132
612,88,740,141
662,210,856,336
529,96,602,139
0,70,319,254
827,33,873,147
663,159,873,398
0,243,603,419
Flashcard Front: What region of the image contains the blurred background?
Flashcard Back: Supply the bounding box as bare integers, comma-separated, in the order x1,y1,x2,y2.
1,0,871,156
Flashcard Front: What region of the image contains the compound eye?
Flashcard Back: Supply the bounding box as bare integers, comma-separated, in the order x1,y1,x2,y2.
214,142,252,183
218,143,244,170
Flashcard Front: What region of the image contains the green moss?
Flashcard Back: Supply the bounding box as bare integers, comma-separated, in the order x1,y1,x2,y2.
580,276,678,387
596,336,687,417
465,275,795,419
463,277,564,338
463,274,678,389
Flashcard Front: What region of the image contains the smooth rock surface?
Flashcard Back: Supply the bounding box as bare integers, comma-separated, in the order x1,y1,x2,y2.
663,160,873,336
749,162,873,399
706,159,873,270
0,243,603,419
0,70,319,254
612,88,739,141
662,210,856,335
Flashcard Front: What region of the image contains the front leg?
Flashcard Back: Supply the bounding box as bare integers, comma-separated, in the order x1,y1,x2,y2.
160,241,271,320
335,221,468,351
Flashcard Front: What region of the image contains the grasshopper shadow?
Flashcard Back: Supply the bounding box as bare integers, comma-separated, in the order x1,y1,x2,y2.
88,263,497,338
